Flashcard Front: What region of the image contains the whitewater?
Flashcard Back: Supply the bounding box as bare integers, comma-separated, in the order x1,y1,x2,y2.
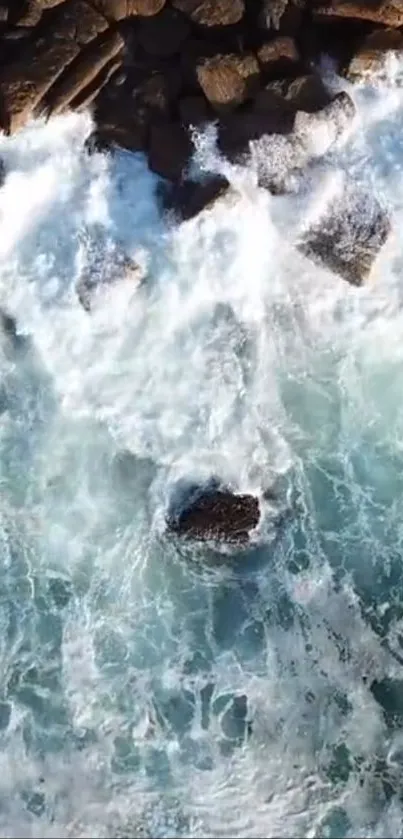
1,56,403,838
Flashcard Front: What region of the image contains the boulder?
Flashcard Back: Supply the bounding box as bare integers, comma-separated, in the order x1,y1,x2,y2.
148,120,193,180
262,73,332,113
167,483,260,543
72,56,123,110
137,7,190,57
157,175,231,221
298,184,391,285
196,52,260,112
76,244,144,311
178,94,212,127
44,29,124,115
313,0,403,28
16,1,43,27
171,0,244,27
256,35,300,78
345,27,403,80
217,91,295,161
90,0,166,18
0,0,109,133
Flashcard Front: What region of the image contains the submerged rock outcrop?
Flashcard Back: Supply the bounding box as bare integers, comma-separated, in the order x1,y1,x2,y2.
167,481,261,544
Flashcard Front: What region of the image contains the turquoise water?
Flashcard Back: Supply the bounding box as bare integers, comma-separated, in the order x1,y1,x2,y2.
0,63,403,837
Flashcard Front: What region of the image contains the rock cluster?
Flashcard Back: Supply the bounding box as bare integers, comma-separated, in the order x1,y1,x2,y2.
0,0,401,179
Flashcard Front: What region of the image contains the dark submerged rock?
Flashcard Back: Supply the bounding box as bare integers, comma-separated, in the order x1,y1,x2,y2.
157,175,231,221
167,481,260,544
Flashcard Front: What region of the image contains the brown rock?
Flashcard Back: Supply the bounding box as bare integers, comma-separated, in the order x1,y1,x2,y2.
0,0,108,133
167,483,260,544
313,0,403,28
298,185,391,286
196,53,260,113
137,7,190,57
17,1,43,26
171,0,244,26
157,175,231,220
90,0,165,19
73,56,123,109
345,27,403,79
256,36,300,77
34,0,70,6
44,30,123,115
148,120,192,180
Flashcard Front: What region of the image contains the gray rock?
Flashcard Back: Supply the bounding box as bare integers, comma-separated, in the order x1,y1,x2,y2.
298,184,391,285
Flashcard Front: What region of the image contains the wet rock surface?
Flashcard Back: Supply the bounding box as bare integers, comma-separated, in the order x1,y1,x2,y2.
298,185,391,285
167,481,261,543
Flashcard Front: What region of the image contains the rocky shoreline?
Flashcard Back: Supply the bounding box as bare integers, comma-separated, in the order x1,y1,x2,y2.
0,0,400,545
0,1,401,180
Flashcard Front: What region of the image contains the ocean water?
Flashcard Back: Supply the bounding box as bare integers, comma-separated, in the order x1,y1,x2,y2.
1,58,403,838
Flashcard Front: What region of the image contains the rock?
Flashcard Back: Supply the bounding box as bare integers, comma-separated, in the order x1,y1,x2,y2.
17,0,43,27
345,27,403,80
157,175,231,221
91,0,166,18
256,36,300,78
178,94,212,127
76,241,144,311
259,0,292,30
167,483,260,543
313,0,403,28
217,92,295,161
292,90,356,152
137,7,190,57
148,120,192,180
0,0,109,133
196,53,260,113
298,184,391,285
262,73,332,113
73,55,123,110
0,158,5,187
93,86,149,152
171,0,244,27
44,29,124,115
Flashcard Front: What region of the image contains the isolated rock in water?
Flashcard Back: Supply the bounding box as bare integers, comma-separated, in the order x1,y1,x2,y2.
76,239,144,311
345,28,403,81
298,185,391,285
168,483,260,543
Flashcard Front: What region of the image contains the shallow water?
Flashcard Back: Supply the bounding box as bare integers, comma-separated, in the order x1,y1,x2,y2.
0,61,403,837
